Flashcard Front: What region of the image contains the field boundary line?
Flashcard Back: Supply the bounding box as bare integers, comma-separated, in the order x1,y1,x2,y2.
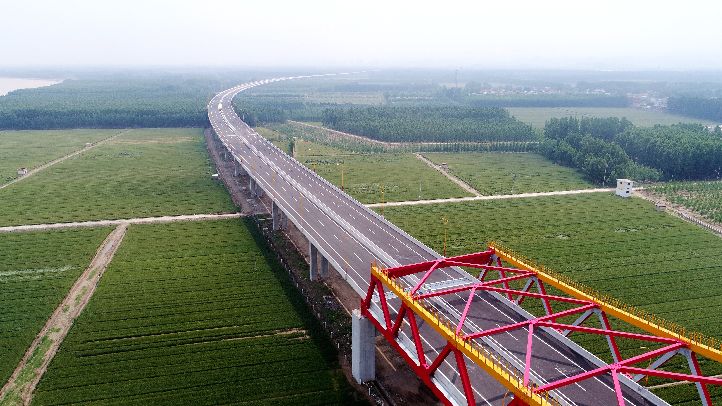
414,152,481,196
287,121,537,151
0,223,128,405
288,120,391,147
647,373,722,389
366,188,615,207
0,129,130,191
637,189,722,238
0,212,246,233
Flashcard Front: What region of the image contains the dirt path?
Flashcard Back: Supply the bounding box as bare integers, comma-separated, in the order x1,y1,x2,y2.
414,152,481,196
636,189,722,237
366,187,615,208
0,213,245,234
288,121,392,147
0,130,130,191
647,373,722,390
0,224,128,405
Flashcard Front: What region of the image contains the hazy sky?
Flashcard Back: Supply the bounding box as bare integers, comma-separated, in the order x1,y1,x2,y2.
2,0,722,70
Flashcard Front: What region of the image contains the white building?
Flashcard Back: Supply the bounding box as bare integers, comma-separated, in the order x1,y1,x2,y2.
616,179,633,198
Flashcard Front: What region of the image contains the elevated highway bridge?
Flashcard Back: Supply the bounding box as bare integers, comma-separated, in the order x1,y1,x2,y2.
207,75,722,406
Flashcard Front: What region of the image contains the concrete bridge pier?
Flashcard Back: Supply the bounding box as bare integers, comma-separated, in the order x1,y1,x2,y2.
272,201,287,231
309,244,319,280
308,244,329,280
352,309,376,383
320,256,329,278
249,178,257,197
234,161,246,177
248,178,263,198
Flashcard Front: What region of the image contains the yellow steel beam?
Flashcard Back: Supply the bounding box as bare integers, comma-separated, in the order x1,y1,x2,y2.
371,265,555,406
490,244,722,364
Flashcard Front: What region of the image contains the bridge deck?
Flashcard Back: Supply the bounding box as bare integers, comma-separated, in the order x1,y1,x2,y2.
207,78,667,406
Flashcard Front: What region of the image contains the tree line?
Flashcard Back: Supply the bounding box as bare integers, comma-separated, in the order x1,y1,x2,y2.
541,117,722,184
0,78,217,129
540,117,660,185
668,97,722,122
321,106,536,143
615,124,722,180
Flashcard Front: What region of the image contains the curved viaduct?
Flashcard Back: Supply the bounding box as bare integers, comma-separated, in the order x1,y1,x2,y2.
207,75,668,406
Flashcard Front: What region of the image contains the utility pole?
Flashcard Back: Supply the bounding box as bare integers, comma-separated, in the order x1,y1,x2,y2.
338,163,344,191
442,216,449,257
380,185,385,216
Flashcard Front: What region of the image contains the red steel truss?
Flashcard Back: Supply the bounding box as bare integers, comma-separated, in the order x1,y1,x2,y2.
360,247,722,406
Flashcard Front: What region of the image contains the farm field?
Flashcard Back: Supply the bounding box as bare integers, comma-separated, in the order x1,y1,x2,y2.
0,129,118,184
423,152,593,194
508,107,715,128
0,228,111,386
256,127,292,153
33,219,363,405
650,180,722,224
381,193,722,337
294,139,472,203
0,128,234,226
302,92,386,105
381,193,722,404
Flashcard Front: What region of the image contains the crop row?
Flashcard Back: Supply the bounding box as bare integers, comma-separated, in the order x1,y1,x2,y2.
0,128,234,227
382,193,722,337
651,180,722,223
0,129,116,183
293,139,471,203
382,193,722,404
0,228,110,386
424,152,593,195
34,219,363,405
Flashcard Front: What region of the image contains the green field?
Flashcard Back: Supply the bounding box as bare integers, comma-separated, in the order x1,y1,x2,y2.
508,107,715,128
0,129,119,184
650,180,722,224
0,228,110,386
33,219,363,405
0,128,234,226
295,139,472,203
423,152,593,194
382,193,722,403
256,127,292,153
382,193,722,336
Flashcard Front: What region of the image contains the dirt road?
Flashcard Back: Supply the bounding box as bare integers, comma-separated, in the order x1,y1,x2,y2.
0,224,128,405
636,189,722,238
366,187,615,207
0,130,129,191
414,152,481,196
0,213,245,233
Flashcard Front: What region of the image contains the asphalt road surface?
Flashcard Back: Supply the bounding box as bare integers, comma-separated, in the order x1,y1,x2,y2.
207,76,667,406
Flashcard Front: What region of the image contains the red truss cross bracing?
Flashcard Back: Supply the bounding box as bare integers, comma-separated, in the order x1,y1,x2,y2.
361,248,722,406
